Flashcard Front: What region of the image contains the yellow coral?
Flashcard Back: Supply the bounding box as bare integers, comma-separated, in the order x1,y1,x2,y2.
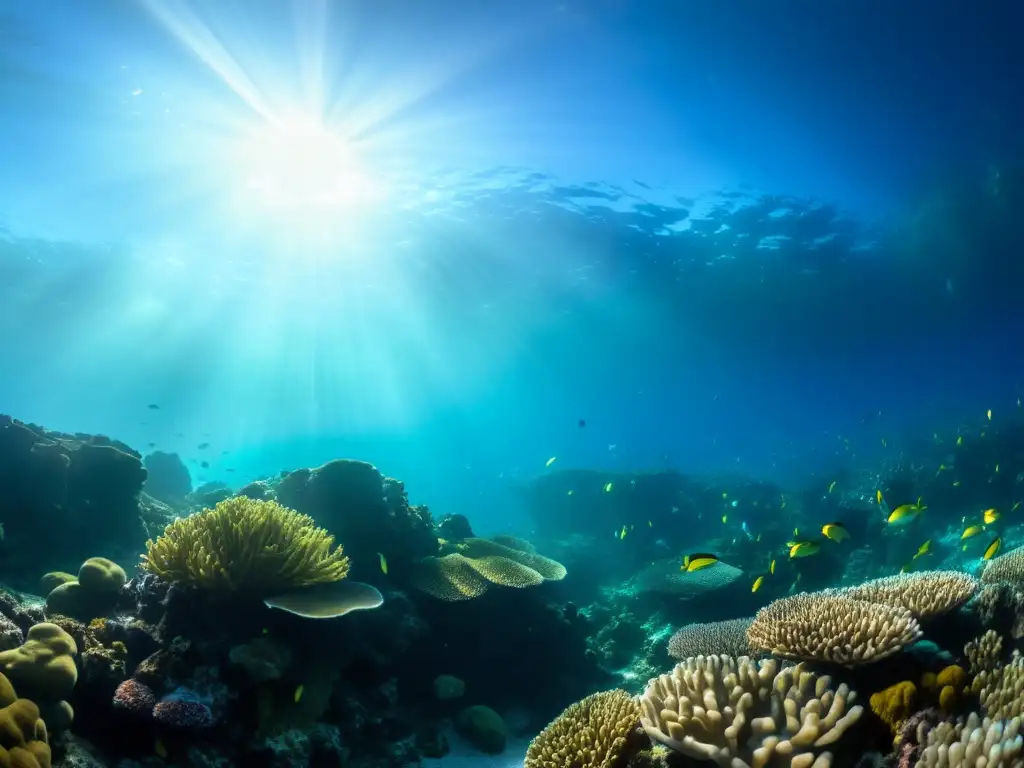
0,671,51,768
525,690,641,768
141,497,350,594
0,624,78,701
870,681,916,736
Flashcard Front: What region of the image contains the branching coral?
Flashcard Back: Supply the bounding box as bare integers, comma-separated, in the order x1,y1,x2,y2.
981,545,1024,587
667,618,753,660
640,655,863,768
839,571,979,619
746,592,921,666
974,652,1024,721
141,497,350,594
965,630,1004,678
915,712,1023,768
525,690,642,768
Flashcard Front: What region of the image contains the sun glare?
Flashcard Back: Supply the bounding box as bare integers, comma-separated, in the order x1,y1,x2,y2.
233,118,385,215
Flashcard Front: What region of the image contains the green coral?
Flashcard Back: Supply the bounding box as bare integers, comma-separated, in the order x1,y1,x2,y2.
44,557,126,622
141,497,350,594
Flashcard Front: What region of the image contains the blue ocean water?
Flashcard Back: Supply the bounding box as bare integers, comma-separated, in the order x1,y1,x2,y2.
1,2,1022,532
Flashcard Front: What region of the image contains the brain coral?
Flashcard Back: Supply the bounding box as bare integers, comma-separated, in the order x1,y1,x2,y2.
839,571,979,619
667,618,753,660
525,690,641,768
746,591,921,666
640,655,862,768
141,497,350,594
0,670,51,768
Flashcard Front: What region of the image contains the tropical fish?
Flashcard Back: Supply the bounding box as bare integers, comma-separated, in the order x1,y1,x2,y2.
721,514,728,524
751,575,764,593
378,553,388,575
604,482,613,492
793,527,800,537
789,541,821,559
914,540,932,558
294,684,304,703
876,489,884,505
619,525,627,540
821,522,850,543
888,504,924,526
983,508,1000,524
769,559,776,575
982,537,1002,561
828,481,836,494
567,490,574,496
957,435,963,446
961,525,985,540
1013,501,1021,512
987,408,992,421
995,464,1000,474
545,456,557,467
647,520,652,527
953,480,961,487
147,403,160,410
682,553,719,572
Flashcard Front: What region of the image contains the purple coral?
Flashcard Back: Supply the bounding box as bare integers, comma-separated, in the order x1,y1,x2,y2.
112,678,157,716
152,688,214,729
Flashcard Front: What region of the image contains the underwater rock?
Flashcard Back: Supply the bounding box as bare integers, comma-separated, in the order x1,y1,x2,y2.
152,687,214,728
228,637,293,682
432,673,465,700
112,678,156,716
455,704,507,754
142,450,192,505
0,614,24,652
188,481,233,511
237,479,274,501
437,513,474,541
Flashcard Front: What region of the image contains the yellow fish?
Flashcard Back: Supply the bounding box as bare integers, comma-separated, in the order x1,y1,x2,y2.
294,684,304,703
983,537,1002,561
876,489,884,505
682,553,719,572
961,525,985,540
935,464,947,476
793,527,800,537
995,464,1000,474
154,740,168,759
722,492,728,499
983,508,1000,525
751,575,764,593
914,539,932,558
769,559,776,575
545,456,557,467
604,482,613,493
987,408,992,421
567,490,574,495
821,522,850,543
887,504,924,526
828,481,836,494
721,514,728,524
957,435,963,446
789,541,821,558
953,480,961,487
378,552,388,575
619,525,627,540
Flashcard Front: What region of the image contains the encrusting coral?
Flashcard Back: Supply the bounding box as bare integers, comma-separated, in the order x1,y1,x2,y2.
640,654,862,768
746,592,921,666
141,497,350,594
407,536,566,601
838,571,979,619
915,712,1023,768
525,690,642,768
667,618,753,660
870,681,917,738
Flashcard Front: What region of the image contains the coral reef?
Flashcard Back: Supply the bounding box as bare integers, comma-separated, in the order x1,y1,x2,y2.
915,713,1022,768
44,558,126,623
524,690,642,768
747,592,922,666
640,654,863,768
0,669,51,768
838,572,979,620
667,617,753,660
141,497,350,594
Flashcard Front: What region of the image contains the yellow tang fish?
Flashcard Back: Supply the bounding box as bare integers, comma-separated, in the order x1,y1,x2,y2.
821,522,850,543
604,482,613,493
828,481,836,494
914,539,932,558
545,456,557,467
721,514,728,524
619,525,627,540
876,489,884,505
294,684,304,703
987,408,992,421
983,508,1000,525
769,559,776,575
378,552,388,575
983,537,1002,561
751,575,764,593
789,541,821,559
682,553,719,572
887,504,923,526
961,525,985,540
